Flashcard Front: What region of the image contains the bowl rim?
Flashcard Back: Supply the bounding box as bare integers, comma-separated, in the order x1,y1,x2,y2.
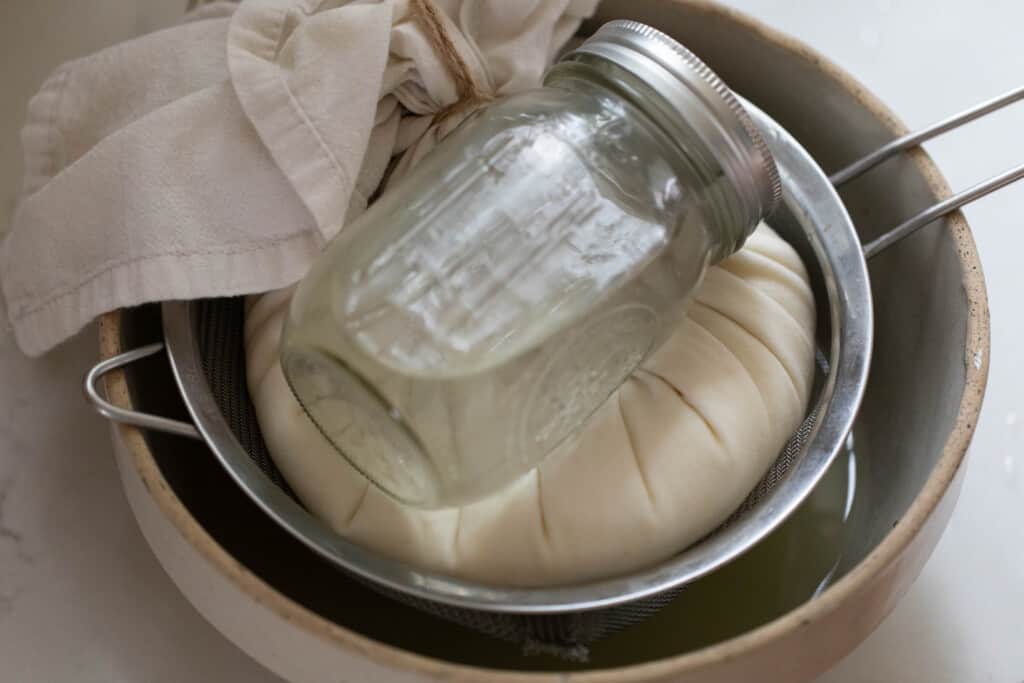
99,0,989,679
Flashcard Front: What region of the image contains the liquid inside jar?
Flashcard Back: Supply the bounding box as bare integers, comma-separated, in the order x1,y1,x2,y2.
283,85,714,507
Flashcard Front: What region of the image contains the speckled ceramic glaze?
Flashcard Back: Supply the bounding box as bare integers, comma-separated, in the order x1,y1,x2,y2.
100,1,988,681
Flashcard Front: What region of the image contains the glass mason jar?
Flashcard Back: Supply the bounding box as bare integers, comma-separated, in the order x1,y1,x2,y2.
281,20,781,508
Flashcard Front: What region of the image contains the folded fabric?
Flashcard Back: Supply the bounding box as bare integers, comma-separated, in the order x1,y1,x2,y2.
1,0,598,356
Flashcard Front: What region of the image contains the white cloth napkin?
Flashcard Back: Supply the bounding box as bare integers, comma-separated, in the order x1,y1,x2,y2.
1,0,597,356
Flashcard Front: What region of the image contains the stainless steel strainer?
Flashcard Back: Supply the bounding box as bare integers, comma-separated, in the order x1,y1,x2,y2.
85,88,1024,658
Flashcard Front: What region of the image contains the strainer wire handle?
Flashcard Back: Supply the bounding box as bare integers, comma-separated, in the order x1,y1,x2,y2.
827,84,1024,259
830,84,1024,186
84,342,202,439
862,161,1024,258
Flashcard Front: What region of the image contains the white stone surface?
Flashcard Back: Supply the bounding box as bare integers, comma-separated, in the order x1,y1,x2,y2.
0,1,1021,681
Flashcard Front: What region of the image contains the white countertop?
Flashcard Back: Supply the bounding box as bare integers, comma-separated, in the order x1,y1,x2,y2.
1,1,1022,681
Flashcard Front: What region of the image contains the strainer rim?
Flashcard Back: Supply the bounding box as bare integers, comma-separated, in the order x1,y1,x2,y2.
160,100,872,615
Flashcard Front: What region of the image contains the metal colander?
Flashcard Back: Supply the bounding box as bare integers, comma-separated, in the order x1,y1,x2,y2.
87,88,1024,658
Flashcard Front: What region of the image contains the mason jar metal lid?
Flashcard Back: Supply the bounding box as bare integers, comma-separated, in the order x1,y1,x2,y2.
564,20,782,247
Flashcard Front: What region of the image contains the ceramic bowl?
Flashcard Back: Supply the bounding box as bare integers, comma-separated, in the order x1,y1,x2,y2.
100,0,988,680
